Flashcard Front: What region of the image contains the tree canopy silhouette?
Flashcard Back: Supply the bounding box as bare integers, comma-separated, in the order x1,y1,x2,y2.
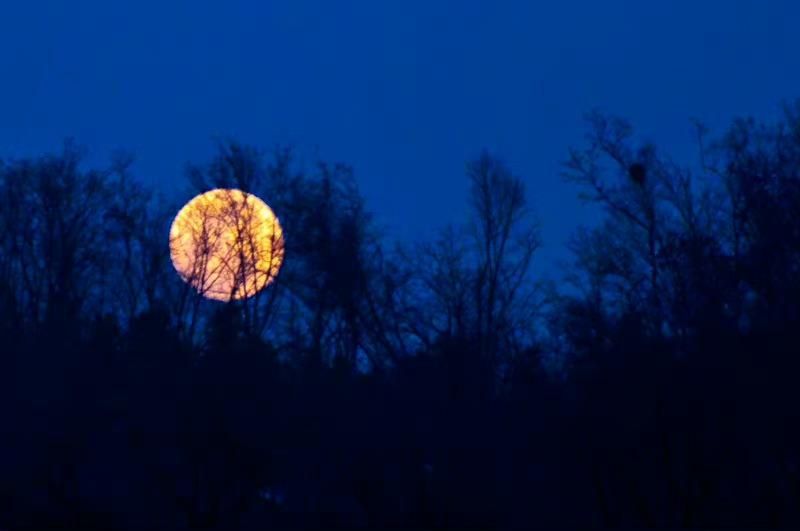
2,104,800,529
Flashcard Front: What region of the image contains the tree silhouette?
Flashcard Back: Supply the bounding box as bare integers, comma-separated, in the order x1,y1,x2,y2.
1,104,800,529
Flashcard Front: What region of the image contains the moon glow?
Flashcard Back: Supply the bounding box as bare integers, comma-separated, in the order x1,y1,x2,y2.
169,189,284,302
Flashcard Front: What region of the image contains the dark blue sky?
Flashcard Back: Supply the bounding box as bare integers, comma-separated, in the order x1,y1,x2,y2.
2,1,799,277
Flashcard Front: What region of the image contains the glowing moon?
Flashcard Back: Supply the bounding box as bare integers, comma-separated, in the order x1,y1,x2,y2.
169,189,284,302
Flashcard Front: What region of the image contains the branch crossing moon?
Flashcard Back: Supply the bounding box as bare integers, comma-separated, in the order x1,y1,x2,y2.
169,189,284,302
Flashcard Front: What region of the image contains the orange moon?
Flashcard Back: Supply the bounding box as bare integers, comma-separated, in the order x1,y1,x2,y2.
169,189,284,302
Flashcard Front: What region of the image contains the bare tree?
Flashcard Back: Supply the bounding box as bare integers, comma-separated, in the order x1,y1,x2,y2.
169,188,285,344
467,152,542,361
0,141,115,331
103,152,175,325
411,151,542,384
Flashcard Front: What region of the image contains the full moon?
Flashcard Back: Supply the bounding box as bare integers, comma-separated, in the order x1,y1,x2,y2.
169,189,284,302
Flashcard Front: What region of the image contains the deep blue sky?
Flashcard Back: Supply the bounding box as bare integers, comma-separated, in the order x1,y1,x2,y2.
1,1,799,277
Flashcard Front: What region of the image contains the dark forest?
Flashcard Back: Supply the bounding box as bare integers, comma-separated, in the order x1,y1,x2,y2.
2,105,800,529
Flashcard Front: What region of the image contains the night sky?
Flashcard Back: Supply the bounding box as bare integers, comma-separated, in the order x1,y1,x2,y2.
2,0,799,277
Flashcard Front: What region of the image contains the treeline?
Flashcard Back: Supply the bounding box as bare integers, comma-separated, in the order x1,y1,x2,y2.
1,105,800,529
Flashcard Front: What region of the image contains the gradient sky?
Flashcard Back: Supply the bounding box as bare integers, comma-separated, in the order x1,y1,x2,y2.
1,0,799,278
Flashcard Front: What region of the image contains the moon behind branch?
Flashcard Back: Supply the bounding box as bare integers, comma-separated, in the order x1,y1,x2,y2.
169,189,284,302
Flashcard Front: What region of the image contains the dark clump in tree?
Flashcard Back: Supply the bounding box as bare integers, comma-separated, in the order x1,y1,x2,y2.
1,102,800,529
